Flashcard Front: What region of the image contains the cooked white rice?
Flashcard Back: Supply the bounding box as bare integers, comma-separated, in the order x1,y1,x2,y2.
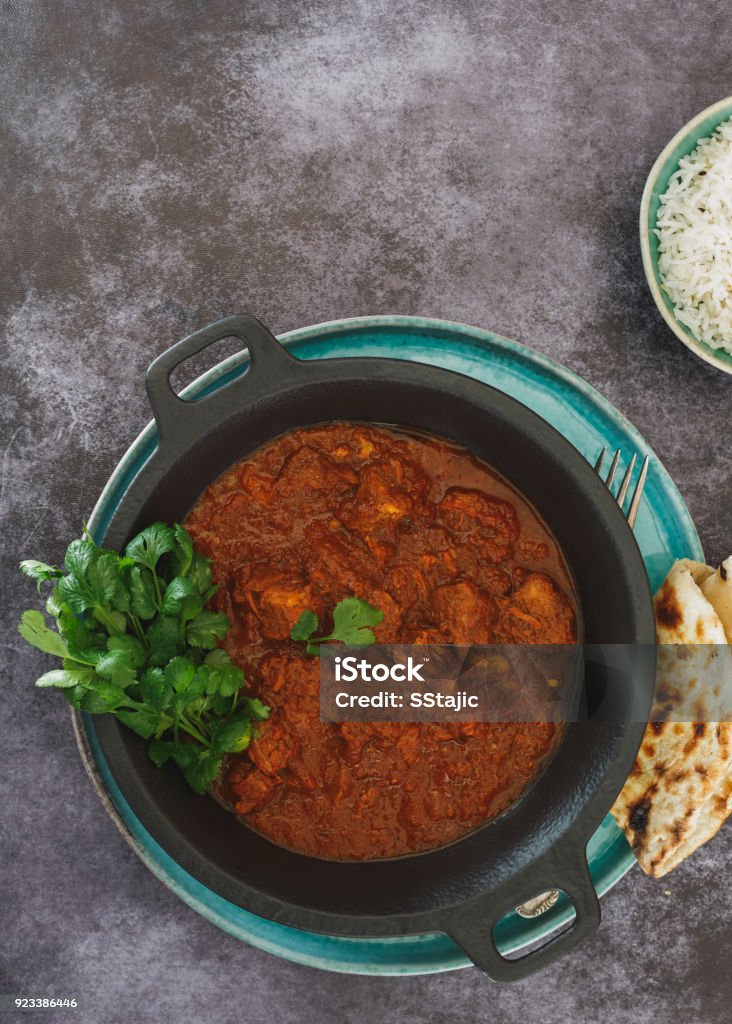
655,116,732,352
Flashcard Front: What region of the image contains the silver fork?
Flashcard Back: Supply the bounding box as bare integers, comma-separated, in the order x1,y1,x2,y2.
516,448,650,921
593,448,649,529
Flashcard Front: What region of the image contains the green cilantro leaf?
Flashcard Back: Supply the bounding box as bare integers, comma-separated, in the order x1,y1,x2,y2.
188,552,214,596
61,684,90,709
108,633,147,669
45,588,63,617
212,714,253,754
290,609,319,642
164,655,196,694
87,551,123,606
35,667,95,689
56,573,96,615
139,667,171,711
172,525,194,577
204,648,230,667
58,612,105,665
20,560,64,592
116,706,160,739
148,738,176,767
64,538,98,579
80,682,129,714
95,648,138,689
186,610,230,649
200,650,243,698
181,670,208,706
157,741,216,792
243,697,270,721
125,522,176,571
210,693,234,716
169,743,200,773
185,750,224,794
291,597,384,654
127,565,157,619
145,615,181,665
91,606,127,635
18,610,70,659
160,576,202,620
217,663,244,698
330,597,384,642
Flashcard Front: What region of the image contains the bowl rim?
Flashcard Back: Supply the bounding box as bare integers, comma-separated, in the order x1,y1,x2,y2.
639,95,732,374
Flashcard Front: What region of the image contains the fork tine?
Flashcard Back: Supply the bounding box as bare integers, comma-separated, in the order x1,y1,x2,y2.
605,449,621,489
626,455,649,528
594,447,606,472
616,453,637,509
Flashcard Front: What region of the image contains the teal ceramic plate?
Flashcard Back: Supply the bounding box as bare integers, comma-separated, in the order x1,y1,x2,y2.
640,96,732,374
76,315,702,975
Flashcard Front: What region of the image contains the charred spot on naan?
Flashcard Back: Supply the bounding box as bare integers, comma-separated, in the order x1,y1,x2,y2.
628,797,651,836
655,583,683,630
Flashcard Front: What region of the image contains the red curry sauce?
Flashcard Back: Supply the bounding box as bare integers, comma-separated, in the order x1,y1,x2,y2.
185,423,578,860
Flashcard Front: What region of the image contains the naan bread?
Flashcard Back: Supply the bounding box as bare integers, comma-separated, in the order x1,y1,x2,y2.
610,558,732,877
700,556,732,638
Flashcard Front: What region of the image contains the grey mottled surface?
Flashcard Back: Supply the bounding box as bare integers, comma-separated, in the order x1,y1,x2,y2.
1,1,731,1021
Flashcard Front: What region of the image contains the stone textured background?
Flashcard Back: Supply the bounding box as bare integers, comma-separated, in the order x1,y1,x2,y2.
1,1,731,1021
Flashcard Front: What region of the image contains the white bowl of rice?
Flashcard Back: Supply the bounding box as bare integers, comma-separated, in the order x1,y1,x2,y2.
640,96,732,374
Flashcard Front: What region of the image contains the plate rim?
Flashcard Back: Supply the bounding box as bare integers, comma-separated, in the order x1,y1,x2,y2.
78,313,703,975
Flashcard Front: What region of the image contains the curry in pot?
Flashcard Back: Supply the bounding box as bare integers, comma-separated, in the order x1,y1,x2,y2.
185,423,578,860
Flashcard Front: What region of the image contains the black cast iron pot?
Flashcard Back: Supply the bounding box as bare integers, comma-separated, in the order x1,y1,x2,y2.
92,314,656,981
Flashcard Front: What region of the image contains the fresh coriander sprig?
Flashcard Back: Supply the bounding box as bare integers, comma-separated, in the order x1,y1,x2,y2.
290,597,384,655
19,523,268,794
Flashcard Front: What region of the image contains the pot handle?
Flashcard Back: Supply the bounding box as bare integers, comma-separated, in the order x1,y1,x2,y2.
145,314,298,445
444,845,600,982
